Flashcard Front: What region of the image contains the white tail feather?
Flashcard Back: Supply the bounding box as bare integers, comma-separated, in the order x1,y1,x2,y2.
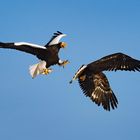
29,61,46,78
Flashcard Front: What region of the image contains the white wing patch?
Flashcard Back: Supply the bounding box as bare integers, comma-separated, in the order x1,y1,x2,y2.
29,61,46,78
48,34,67,46
15,42,46,49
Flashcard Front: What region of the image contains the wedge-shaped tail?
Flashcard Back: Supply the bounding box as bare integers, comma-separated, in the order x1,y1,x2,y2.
29,61,48,78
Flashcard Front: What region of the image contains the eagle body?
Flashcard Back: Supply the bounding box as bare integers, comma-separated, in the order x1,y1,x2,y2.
0,31,68,78
33,44,61,67
70,52,140,111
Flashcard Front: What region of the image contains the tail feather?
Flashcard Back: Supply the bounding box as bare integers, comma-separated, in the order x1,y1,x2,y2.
29,61,46,78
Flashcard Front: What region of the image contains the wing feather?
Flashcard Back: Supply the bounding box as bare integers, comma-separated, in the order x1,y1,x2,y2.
78,72,118,111
45,31,66,47
0,42,46,59
88,53,140,72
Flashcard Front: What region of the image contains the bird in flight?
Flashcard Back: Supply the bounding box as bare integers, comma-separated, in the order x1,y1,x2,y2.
70,53,140,111
0,31,69,78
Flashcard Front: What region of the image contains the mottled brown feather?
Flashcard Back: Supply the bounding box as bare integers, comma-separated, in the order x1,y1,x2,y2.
72,53,140,111
78,72,118,111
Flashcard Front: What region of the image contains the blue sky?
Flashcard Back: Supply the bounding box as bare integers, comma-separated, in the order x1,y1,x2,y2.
0,0,140,140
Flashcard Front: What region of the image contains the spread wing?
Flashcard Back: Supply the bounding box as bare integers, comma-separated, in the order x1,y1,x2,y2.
88,53,140,72
45,31,66,47
0,42,47,59
78,72,118,111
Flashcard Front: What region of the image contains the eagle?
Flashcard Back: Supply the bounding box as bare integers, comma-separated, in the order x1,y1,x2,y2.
70,53,140,111
0,31,69,78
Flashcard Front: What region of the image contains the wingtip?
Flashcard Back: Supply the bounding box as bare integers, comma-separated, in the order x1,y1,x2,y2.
57,31,63,34
56,31,67,36
69,80,73,84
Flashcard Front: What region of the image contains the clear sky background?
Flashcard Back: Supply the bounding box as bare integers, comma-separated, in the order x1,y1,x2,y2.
0,0,140,140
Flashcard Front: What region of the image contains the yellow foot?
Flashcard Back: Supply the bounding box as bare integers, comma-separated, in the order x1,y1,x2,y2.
42,68,53,75
60,60,70,68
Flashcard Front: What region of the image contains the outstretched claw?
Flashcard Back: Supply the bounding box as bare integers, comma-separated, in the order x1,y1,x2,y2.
59,60,70,68
42,68,53,75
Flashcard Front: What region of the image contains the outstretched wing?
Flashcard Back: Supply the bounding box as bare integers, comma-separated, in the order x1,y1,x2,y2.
45,31,66,47
88,53,140,72
78,72,118,111
0,42,46,58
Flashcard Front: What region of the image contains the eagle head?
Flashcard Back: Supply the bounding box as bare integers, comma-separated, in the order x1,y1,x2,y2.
69,64,87,84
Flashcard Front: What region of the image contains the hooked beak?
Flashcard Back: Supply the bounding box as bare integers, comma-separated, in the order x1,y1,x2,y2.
60,42,67,48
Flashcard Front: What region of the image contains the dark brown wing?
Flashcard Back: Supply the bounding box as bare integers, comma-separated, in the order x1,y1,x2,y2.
88,53,140,72
78,72,118,111
0,42,47,60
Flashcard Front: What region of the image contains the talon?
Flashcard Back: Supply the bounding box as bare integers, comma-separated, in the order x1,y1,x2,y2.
42,68,53,75
61,60,70,68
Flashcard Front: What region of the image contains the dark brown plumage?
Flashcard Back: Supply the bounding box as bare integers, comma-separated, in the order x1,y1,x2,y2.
70,53,140,111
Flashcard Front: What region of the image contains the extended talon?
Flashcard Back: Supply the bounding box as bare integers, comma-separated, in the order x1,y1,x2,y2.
60,60,70,68
42,68,53,75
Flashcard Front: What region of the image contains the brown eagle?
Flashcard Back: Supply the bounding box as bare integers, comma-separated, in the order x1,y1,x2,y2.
70,53,140,111
0,31,69,78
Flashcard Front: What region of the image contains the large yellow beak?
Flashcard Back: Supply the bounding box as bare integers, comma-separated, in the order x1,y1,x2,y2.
60,42,67,48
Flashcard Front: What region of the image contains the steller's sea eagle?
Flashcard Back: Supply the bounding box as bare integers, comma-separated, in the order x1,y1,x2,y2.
0,31,69,78
70,53,140,111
